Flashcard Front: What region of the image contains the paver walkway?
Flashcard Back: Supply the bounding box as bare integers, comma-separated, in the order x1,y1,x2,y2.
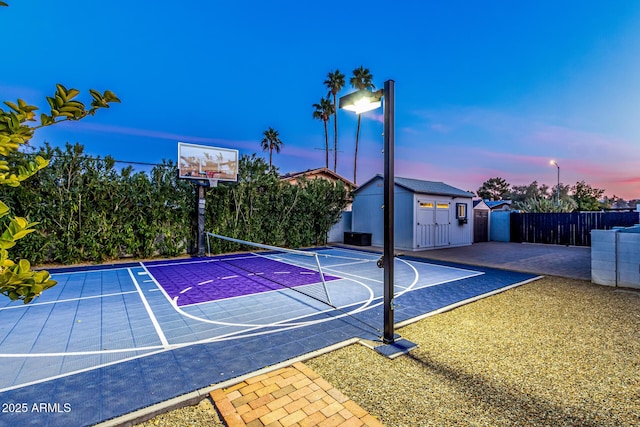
210,362,385,427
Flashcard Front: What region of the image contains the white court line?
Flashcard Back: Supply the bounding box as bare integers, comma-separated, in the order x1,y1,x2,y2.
394,271,483,291
326,259,372,268
0,291,138,311
127,269,170,349
0,344,165,358
143,254,257,269
46,265,133,276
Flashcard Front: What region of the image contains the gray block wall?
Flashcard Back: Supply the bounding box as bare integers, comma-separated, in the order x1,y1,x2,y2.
617,229,640,288
591,228,640,289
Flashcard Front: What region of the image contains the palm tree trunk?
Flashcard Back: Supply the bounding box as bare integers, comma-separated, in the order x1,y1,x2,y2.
269,149,273,170
354,114,361,184
323,121,329,168
332,94,338,172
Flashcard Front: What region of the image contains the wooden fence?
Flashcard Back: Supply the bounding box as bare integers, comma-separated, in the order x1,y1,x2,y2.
510,212,639,246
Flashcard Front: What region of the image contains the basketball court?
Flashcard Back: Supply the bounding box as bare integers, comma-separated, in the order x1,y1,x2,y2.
0,142,540,426
0,245,538,427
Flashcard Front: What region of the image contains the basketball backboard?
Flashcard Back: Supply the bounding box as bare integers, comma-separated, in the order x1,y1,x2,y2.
178,142,239,182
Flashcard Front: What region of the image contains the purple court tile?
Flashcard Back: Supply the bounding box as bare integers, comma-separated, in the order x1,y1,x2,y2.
146,255,339,306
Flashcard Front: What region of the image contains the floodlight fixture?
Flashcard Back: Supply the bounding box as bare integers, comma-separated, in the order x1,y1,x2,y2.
339,88,383,114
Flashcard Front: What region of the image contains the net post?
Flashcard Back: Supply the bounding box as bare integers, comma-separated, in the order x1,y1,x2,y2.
313,253,332,306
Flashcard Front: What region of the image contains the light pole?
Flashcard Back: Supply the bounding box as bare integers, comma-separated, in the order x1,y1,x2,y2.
550,160,560,206
340,80,395,344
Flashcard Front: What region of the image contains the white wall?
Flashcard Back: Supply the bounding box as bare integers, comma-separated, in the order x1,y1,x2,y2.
328,211,351,243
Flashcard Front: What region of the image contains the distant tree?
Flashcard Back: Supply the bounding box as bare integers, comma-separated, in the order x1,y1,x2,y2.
551,183,572,206
601,195,629,210
349,66,375,185
519,197,577,213
628,199,640,210
324,70,345,173
571,181,605,211
477,177,511,201
510,181,550,204
612,197,629,209
312,97,334,169
260,127,284,170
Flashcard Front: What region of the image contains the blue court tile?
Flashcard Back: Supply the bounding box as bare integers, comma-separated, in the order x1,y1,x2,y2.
60,354,102,373
0,253,540,427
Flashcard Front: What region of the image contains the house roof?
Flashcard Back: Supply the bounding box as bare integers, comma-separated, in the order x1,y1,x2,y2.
484,200,512,209
354,175,474,198
280,167,356,189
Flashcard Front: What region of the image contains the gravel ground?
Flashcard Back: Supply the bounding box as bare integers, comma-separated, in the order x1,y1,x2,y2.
138,277,640,426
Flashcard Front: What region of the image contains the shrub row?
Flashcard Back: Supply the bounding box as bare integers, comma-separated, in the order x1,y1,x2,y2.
0,144,347,265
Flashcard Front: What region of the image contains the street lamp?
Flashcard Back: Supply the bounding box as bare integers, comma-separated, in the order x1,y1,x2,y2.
340,80,395,344
550,160,560,206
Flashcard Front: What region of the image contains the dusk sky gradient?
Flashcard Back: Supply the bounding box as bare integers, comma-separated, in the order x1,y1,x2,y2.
2,1,639,199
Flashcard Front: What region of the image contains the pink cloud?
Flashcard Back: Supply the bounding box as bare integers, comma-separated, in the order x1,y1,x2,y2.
55,121,258,150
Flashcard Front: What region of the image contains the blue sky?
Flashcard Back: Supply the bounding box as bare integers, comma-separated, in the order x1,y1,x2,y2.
2,1,639,199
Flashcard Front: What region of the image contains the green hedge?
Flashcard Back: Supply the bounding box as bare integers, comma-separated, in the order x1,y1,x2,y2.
0,145,348,265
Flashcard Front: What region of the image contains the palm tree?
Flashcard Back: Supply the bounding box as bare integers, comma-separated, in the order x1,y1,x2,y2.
260,127,284,170
312,97,335,169
350,66,375,185
324,70,345,173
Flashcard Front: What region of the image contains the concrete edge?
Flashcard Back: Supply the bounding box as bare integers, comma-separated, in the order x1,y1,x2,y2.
95,337,360,427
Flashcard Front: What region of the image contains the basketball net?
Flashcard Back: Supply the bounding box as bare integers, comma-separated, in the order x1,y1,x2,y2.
208,178,218,188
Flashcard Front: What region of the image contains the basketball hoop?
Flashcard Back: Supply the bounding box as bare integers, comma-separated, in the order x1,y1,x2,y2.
208,178,218,188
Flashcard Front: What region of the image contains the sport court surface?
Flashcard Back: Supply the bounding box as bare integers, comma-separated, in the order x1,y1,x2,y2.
0,246,537,426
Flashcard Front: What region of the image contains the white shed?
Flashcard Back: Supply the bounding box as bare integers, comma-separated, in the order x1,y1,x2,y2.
351,175,474,251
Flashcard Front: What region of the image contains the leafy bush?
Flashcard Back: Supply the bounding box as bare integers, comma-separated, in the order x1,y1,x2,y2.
3,150,348,265
0,85,119,302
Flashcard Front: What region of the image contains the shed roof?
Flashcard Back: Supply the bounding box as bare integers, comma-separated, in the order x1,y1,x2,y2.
355,175,474,198
473,200,490,209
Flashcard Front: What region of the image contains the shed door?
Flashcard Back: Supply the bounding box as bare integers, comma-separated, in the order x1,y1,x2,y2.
416,200,435,248
434,202,450,247
416,200,451,248
474,210,489,242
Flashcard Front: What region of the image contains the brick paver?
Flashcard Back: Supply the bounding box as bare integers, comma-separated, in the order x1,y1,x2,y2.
210,362,385,426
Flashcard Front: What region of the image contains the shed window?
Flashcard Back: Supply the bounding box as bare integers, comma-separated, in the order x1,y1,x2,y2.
436,203,449,209
456,203,467,219
419,202,434,209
